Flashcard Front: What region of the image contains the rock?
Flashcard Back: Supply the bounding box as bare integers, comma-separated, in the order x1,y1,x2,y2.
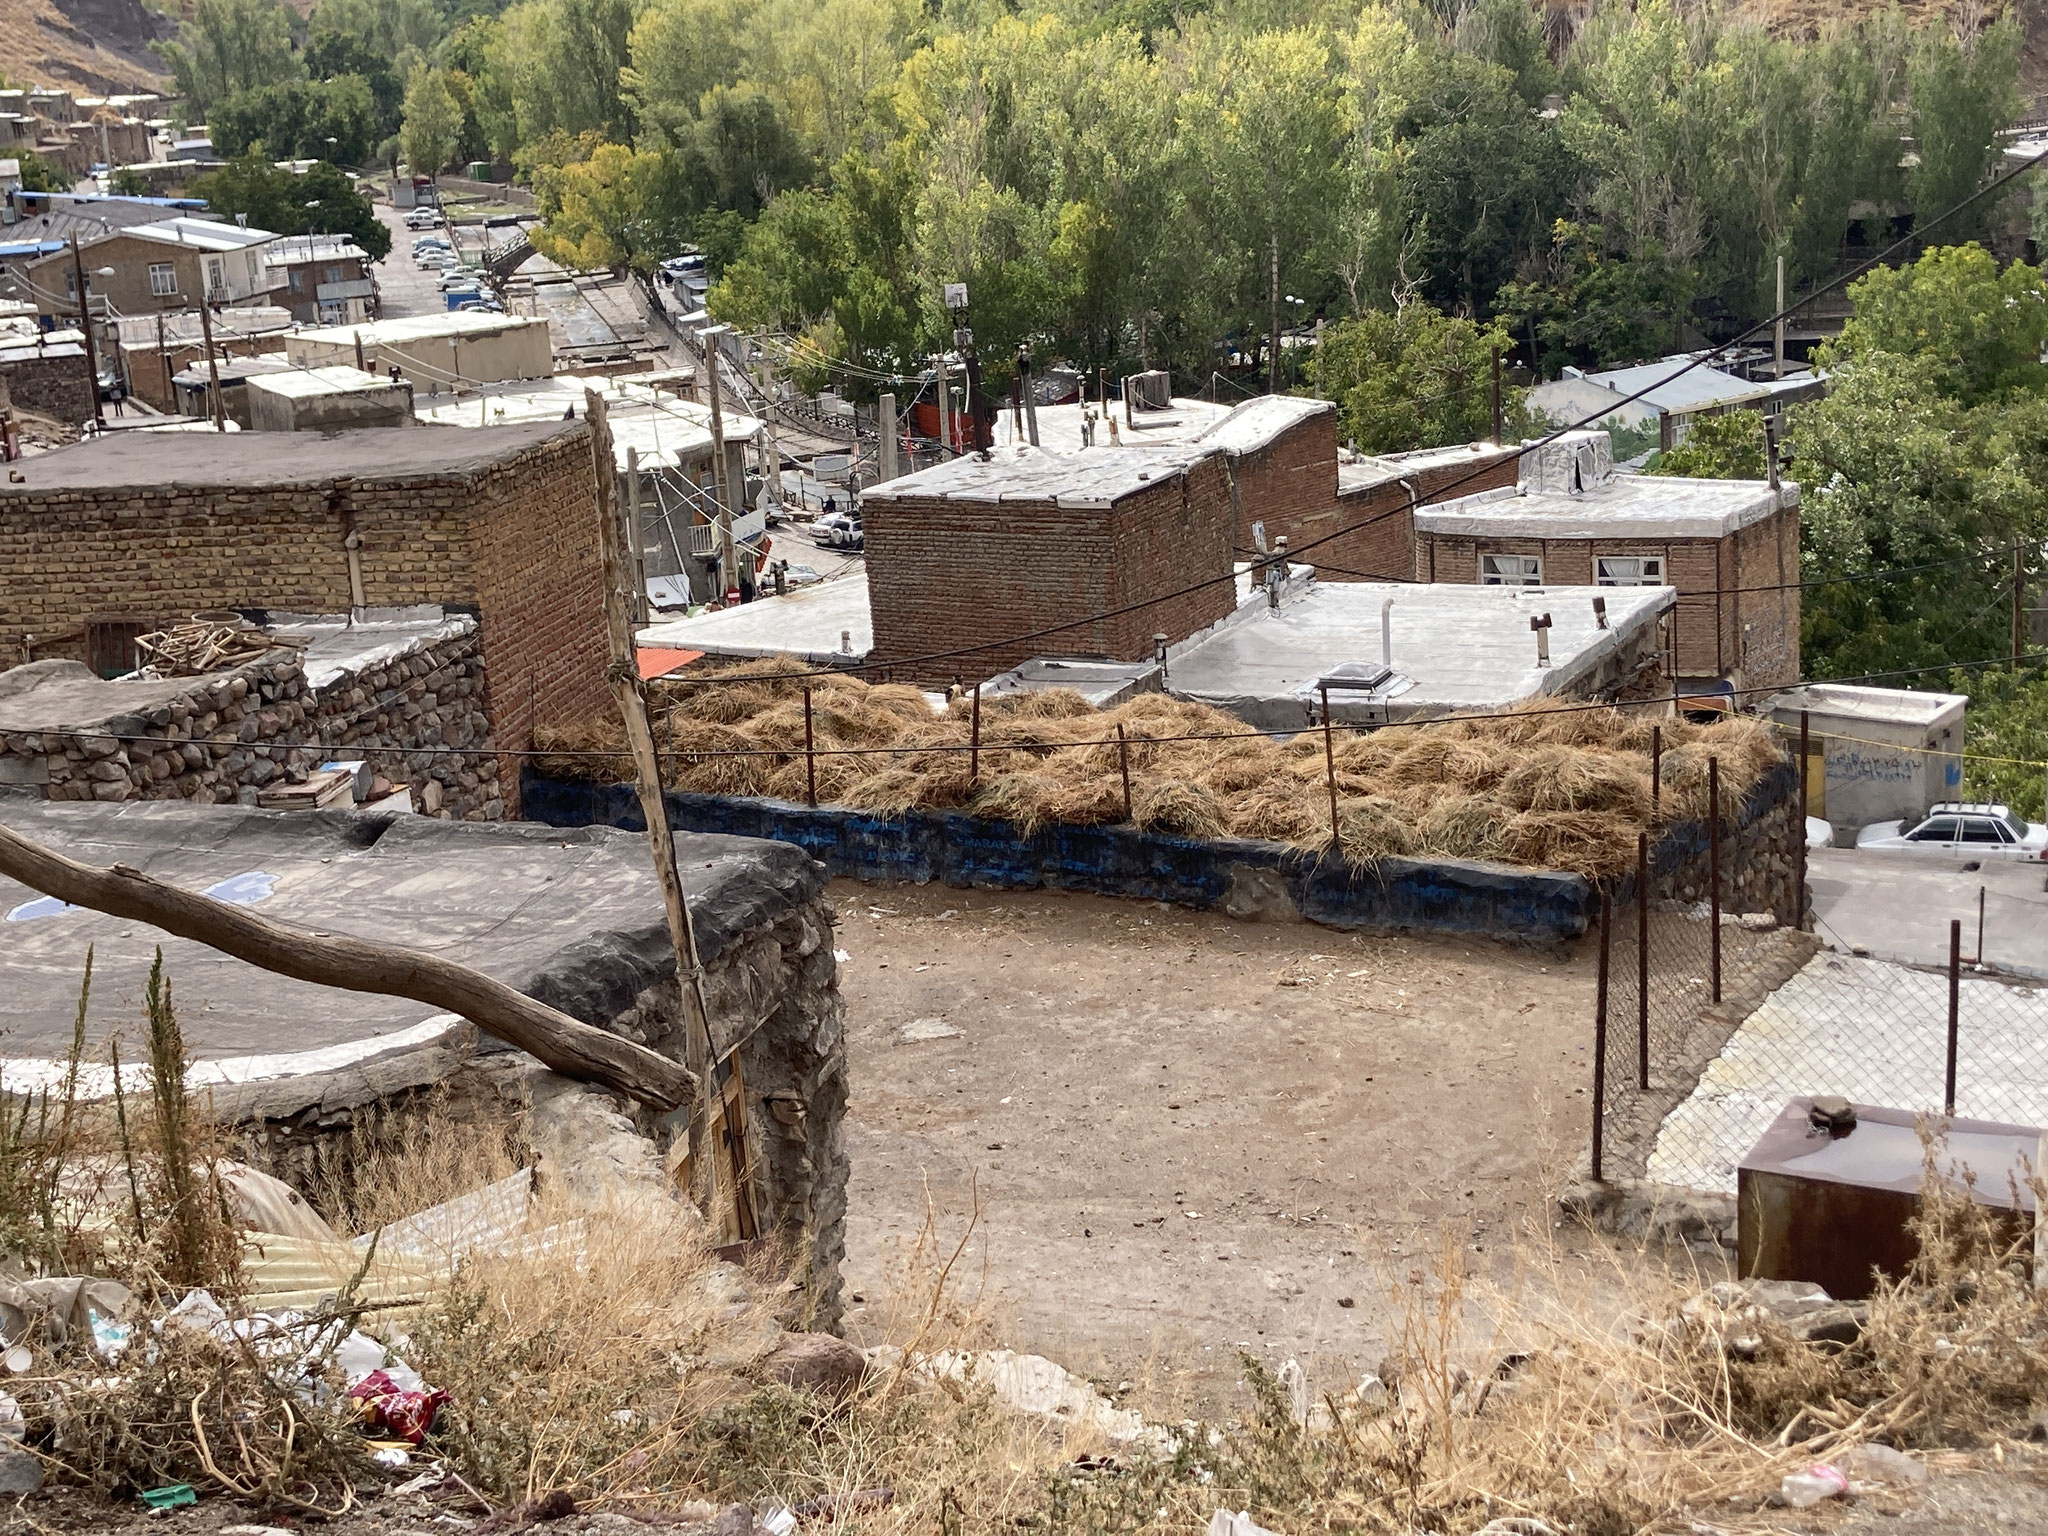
0,1447,41,1493
761,1332,866,1399
1840,1442,1928,1486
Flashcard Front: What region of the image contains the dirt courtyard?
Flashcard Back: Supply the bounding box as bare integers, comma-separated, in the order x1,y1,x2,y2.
833,880,1609,1403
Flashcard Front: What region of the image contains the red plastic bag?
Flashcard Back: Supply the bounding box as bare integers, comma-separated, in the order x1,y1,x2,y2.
348,1368,450,1445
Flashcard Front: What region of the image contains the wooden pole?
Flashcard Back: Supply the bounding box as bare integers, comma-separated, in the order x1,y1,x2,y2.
1320,684,1340,847
968,683,982,787
196,297,225,433
2014,542,2026,669
1489,346,1502,442
585,389,739,1224
1116,723,1133,822
69,235,105,430
1708,755,1722,1005
803,684,817,807
0,819,693,1109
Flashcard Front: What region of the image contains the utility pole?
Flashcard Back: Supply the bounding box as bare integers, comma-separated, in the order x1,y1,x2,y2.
1774,254,1787,378
755,357,784,508
935,353,952,454
878,391,898,480
2014,542,2026,669
196,295,225,432
1490,346,1503,443
68,236,105,430
1018,345,1040,447
946,282,988,458
698,324,736,595
1268,232,1281,394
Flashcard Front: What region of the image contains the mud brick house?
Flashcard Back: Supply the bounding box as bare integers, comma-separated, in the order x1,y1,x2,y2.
1414,430,1800,691
0,421,612,811
859,442,1234,685
1189,394,1338,563
1325,441,1523,582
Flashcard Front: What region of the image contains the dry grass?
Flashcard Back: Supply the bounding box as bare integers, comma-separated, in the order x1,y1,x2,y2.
534,658,1787,877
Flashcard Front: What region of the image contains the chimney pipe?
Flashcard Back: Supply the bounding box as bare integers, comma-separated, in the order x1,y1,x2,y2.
1531,612,1553,667
1592,595,1608,630
1381,597,1393,671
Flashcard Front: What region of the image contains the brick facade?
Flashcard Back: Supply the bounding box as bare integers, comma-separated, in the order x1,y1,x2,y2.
1225,410,1338,560
863,453,1236,685
1414,501,1801,688
1327,448,1522,582
0,422,612,812
120,330,278,414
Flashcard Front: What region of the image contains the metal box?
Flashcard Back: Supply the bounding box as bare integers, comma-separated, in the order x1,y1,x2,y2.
1737,1097,2040,1301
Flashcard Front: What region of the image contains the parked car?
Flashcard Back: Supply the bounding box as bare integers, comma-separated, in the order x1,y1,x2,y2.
404,209,447,230
437,267,485,289
1805,816,1834,851
1854,802,2048,859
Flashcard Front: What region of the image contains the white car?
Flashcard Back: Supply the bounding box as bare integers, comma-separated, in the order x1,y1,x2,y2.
1854,802,2048,860
404,210,446,230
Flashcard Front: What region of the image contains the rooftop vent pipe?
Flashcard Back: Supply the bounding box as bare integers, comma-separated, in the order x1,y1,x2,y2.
1531,611,1553,667
1381,597,1393,671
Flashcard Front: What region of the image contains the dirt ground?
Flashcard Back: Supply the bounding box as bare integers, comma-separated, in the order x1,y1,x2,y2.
832,879,1615,1405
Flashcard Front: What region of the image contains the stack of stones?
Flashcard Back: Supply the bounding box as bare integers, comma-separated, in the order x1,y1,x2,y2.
6,628,503,821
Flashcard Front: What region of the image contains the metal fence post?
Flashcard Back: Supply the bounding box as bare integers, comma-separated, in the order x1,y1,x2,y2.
802,685,817,807
1708,755,1722,1004
1946,919,1962,1117
1116,724,1133,822
1797,709,1810,930
1593,889,1611,1182
1650,723,1661,811
1637,830,1650,1091
1320,684,1340,847
968,683,982,788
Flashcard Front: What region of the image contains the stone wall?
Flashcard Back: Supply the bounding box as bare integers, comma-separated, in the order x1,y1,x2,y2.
0,350,93,425
0,625,503,820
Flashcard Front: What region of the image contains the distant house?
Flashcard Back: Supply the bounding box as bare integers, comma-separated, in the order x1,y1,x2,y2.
24,216,284,321
265,235,376,325
1529,356,1822,457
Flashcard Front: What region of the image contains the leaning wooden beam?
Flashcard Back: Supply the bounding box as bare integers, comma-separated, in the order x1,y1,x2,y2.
0,820,697,1112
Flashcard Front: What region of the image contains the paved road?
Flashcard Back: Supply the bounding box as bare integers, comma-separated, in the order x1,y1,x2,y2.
1808,846,2048,977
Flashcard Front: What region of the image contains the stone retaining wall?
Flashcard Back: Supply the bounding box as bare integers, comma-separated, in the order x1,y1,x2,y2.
0,626,503,821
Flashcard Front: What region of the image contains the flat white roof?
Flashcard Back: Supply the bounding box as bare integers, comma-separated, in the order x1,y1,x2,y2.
1194,394,1333,454
1338,441,1508,496
1538,357,1773,415
124,216,279,253
636,573,872,665
862,441,1220,510
1765,683,1967,730
1416,476,1796,540
294,312,548,347
991,395,1235,453
245,365,407,401
1166,580,1673,729
414,376,762,468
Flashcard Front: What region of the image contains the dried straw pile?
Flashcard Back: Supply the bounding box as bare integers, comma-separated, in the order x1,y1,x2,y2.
532,657,1785,878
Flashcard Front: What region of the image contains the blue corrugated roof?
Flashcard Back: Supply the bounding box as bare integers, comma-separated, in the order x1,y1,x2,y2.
0,240,66,259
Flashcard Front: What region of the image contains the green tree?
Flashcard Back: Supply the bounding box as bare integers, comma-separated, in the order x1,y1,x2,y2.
186,154,391,258
1309,302,1529,452
1824,243,2048,406
532,142,704,270
212,74,382,165
1905,14,2023,247
12,152,65,193
1644,410,1767,479
694,84,810,216
400,63,463,176
156,0,304,121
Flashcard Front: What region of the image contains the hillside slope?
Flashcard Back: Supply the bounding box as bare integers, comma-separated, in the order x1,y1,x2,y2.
0,0,171,98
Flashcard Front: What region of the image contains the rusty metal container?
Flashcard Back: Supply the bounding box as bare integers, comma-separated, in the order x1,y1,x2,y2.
1737,1097,2040,1301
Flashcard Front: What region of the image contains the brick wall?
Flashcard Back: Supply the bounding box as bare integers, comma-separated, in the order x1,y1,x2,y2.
0,627,503,819
1329,449,1521,582
120,332,282,415
0,425,611,814
1228,412,1338,559
864,454,1236,685
1414,501,1803,686
0,351,93,424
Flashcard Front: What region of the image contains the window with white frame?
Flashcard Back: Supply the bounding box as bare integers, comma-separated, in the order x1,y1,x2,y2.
287,268,304,293
1596,555,1664,586
148,263,178,297
1480,553,1543,586
205,256,225,295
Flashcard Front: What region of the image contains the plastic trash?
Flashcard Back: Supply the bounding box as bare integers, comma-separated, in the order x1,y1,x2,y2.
371,1447,411,1469
760,1507,797,1536
88,1313,131,1361
331,1330,387,1387
1780,1463,1849,1507
162,1290,228,1333
348,1368,450,1445
1841,1442,1928,1486
140,1483,198,1510
1207,1511,1282,1536
0,1393,24,1442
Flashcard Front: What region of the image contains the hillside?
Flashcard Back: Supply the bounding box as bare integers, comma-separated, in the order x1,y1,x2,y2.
0,0,171,98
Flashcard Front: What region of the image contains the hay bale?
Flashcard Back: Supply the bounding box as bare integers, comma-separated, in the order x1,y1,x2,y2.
1048,775,1129,827
762,756,866,804
1418,795,1509,862
1134,780,1228,840
1497,745,1650,820
1195,737,1287,794
842,768,938,816
991,687,1098,721
1500,810,1635,877
1336,796,1416,863
865,683,941,724
971,770,1064,835
1229,788,1322,843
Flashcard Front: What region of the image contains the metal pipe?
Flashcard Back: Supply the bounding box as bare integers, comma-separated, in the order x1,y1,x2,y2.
1381,598,1393,671
1637,830,1650,1092
1320,684,1339,847
1946,918,1962,1116
1593,890,1611,1183
1708,756,1722,1004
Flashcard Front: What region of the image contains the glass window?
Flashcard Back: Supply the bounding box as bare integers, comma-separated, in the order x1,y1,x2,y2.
1597,555,1663,586
205,256,224,294
287,269,303,292
1481,553,1542,586
1908,818,1959,842
1959,819,2005,844
147,263,177,297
